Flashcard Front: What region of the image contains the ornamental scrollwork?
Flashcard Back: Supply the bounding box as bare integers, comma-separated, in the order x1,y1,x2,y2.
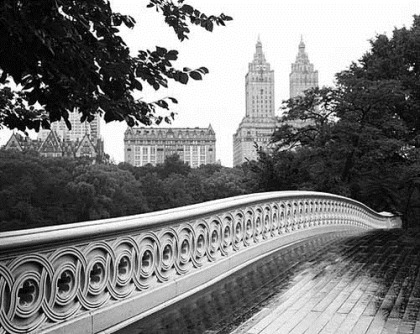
0,194,398,333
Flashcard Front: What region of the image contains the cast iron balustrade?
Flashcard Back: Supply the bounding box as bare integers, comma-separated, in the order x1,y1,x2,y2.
0,191,400,334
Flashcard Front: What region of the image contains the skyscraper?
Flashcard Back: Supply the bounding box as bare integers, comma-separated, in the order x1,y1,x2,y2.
289,36,318,98
38,112,101,142
233,37,277,166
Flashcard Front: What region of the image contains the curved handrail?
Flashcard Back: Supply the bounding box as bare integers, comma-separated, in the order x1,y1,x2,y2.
0,191,400,334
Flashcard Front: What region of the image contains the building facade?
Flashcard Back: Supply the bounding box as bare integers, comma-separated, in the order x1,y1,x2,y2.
124,125,216,167
38,112,101,142
3,131,103,159
233,37,277,166
289,36,318,98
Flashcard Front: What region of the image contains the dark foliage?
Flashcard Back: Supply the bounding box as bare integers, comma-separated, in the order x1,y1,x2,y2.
0,0,232,132
0,151,251,232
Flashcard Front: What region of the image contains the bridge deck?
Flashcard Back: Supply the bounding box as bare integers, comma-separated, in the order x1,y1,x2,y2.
232,229,420,334
117,229,420,334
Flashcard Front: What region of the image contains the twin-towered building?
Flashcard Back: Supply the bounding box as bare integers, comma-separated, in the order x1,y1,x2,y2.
233,36,318,166
125,37,318,168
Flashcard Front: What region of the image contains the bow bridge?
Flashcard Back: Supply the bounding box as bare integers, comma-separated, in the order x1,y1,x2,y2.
0,191,400,334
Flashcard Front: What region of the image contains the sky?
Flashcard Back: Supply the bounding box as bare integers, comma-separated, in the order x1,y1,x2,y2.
0,0,419,167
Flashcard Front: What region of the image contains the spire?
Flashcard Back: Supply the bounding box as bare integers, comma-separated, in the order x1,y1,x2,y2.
299,35,305,50
296,35,308,63
254,34,265,63
208,123,214,134
256,34,262,51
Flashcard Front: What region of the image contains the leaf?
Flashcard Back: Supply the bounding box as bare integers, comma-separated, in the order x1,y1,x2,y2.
189,71,202,80
134,80,143,90
156,46,167,56
198,67,209,74
181,4,193,14
157,100,169,109
166,50,178,61
121,15,136,28
179,73,189,84
205,20,213,32
0,71,7,83
168,97,178,104
64,116,72,130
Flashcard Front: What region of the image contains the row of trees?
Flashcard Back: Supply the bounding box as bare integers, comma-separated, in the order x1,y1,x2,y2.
250,15,420,222
0,151,254,232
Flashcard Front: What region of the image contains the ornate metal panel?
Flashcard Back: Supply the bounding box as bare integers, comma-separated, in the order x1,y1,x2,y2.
0,191,400,333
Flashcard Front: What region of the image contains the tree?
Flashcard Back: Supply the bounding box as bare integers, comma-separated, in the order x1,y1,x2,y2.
0,0,232,132
264,15,420,213
158,153,191,178
0,150,153,230
200,166,251,200
67,163,148,221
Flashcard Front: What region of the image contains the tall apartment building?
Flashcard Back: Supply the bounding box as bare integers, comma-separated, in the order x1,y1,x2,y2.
38,112,101,142
233,37,277,166
124,125,216,167
289,36,318,98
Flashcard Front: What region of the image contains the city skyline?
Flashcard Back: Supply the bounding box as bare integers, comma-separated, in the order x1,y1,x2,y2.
0,0,419,166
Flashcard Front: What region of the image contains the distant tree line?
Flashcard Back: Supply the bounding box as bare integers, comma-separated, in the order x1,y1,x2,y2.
0,151,255,232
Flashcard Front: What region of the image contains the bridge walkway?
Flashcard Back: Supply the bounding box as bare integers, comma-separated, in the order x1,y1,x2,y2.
117,229,420,334
232,229,420,334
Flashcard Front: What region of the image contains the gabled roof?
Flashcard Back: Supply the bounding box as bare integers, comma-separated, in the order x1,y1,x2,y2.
39,131,62,154
4,133,23,151
3,131,101,159
74,134,96,156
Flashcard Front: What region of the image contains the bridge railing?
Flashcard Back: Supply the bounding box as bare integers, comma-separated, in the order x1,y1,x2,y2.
0,191,400,334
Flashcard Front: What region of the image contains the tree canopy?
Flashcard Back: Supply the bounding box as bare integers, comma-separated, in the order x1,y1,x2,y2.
0,151,252,232
0,0,232,132
253,15,420,216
